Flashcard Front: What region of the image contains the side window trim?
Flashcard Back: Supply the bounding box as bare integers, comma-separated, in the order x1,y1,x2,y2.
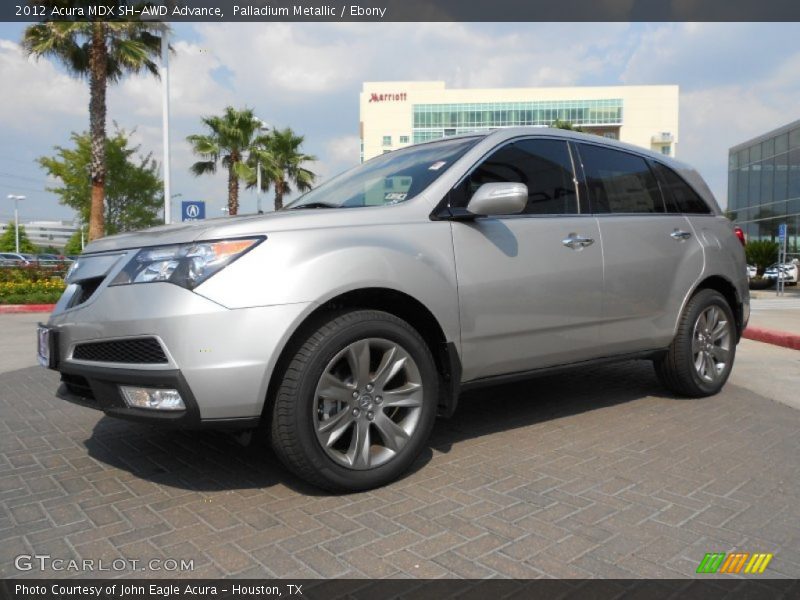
649,158,680,213
448,135,583,217
568,141,592,214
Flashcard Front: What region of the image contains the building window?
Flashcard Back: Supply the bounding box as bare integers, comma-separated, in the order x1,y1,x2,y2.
382,135,392,146
661,145,671,156
411,98,624,143
603,132,617,140
399,135,409,144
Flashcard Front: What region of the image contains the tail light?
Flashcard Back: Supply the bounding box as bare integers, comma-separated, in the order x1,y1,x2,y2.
734,226,746,246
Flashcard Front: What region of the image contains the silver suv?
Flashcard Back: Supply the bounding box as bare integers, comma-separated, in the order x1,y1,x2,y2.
39,129,749,491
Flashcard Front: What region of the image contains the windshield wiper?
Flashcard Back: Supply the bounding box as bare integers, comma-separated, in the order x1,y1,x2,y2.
288,202,339,210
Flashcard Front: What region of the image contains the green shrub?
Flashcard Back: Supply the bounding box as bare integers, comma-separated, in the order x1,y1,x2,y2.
745,240,779,276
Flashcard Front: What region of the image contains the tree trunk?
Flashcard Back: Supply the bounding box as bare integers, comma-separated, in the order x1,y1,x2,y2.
87,22,107,241
274,180,284,211
228,158,239,215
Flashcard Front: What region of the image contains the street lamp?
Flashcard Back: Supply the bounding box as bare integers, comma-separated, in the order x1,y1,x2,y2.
161,23,172,225
254,118,271,214
7,194,26,253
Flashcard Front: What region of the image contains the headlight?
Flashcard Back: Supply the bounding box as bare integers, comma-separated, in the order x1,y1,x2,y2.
110,237,263,290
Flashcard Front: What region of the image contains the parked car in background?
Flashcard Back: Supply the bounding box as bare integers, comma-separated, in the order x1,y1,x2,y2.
35,254,72,269
38,128,749,491
764,262,799,285
747,264,757,279
0,252,32,267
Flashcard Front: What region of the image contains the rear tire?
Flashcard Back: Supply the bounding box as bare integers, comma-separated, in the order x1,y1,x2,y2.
654,289,737,397
270,310,438,492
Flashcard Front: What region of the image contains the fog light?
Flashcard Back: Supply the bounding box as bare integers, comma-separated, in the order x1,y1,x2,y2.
119,386,185,411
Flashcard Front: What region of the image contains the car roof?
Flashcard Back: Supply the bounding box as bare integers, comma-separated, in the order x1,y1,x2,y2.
413,127,691,171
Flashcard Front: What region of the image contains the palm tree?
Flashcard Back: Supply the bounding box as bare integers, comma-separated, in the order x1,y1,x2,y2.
550,119,584,132
22,5,164,241
252,128,317,211
187,107,267,216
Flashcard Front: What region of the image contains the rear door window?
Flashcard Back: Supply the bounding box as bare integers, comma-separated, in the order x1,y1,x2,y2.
578,144,665,214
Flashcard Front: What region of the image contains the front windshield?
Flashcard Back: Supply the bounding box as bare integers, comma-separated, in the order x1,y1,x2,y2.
286,136,479,209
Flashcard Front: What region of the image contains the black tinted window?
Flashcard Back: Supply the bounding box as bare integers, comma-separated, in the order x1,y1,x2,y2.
651,162,711,214
454,139,577,215
579,144,664,214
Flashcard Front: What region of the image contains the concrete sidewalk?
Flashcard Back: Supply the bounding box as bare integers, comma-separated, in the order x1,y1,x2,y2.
745,288,800,349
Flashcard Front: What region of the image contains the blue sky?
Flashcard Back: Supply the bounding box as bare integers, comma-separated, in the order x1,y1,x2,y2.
1,22,799,224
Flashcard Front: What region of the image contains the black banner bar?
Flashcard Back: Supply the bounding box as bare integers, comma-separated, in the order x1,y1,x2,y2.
2,579,799,600
4,0,800,23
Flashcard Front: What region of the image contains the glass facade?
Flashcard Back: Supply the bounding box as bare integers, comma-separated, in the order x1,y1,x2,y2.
728,120,800,255
412,99,623,143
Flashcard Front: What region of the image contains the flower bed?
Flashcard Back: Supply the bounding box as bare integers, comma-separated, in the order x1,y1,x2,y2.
0,275,66,304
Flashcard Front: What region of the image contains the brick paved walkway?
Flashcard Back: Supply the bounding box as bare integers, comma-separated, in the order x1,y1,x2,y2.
1,361,799,579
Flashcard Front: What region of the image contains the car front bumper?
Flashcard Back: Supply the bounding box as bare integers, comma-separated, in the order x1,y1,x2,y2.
47,281,312,426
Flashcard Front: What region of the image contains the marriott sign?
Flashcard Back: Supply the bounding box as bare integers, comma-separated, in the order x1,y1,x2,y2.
369,92,408,103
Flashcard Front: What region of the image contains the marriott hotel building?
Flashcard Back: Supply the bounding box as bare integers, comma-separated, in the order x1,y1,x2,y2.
359,81,679,162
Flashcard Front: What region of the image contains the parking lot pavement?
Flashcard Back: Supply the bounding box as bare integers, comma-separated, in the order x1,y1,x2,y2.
731,339,800,411
0,314,41,374
1,333,799,580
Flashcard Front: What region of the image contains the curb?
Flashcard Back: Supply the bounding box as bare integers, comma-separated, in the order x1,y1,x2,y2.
743,326,800,351
0,304,56,314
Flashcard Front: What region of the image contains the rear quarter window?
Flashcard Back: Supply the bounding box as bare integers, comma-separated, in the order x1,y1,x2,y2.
651,162,711,214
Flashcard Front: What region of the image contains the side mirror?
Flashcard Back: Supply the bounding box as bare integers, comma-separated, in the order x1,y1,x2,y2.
466,182,527,216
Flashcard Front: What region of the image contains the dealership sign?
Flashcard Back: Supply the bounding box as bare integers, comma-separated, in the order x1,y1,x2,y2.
181,201,206,222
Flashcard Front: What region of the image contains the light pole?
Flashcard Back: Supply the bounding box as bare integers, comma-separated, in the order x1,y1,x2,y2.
254,118,270,214
7,194,26,253
161,24,172,224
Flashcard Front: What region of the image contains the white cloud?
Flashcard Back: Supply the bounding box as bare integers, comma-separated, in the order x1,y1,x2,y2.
111,40,235,120
325,134,360,166
194,22,630,100
0,40,86,131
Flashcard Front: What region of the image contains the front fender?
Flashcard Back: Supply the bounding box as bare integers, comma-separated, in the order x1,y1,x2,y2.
195,221,460,345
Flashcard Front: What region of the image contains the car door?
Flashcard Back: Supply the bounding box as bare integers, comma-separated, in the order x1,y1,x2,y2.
574,142,705,354
449,137,606,382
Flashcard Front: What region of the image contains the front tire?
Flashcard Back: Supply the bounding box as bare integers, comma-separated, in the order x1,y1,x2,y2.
270,310,438,492
654,289,737,397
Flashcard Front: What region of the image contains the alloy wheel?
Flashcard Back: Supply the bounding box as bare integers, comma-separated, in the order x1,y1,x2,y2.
691,305,732,383
313,338,423,470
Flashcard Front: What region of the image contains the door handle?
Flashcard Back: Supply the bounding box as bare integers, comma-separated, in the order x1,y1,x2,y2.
670,229,692,241
562,234,595,250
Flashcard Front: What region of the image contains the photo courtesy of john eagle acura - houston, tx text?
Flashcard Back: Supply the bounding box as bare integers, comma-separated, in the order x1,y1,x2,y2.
37,128,749,492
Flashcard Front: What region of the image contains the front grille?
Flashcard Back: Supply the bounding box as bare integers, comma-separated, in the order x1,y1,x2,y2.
61,373,95,400
72,338,168,364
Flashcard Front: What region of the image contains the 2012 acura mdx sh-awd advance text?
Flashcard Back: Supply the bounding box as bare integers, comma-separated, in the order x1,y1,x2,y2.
38,129,749,491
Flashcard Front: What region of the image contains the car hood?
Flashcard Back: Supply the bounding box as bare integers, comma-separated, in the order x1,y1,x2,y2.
82,201,428,254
